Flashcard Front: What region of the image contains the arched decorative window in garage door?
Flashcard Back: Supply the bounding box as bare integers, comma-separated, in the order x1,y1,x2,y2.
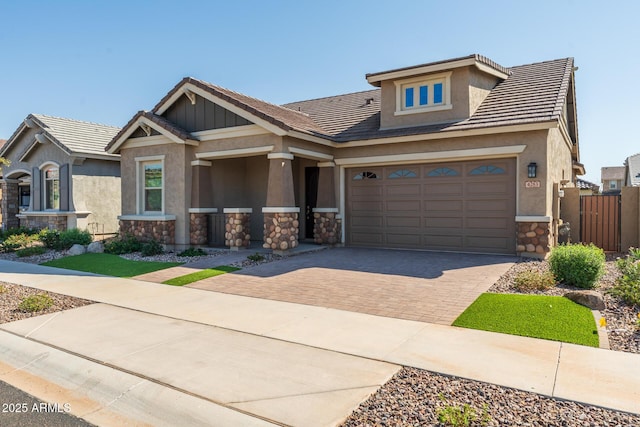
388,169,417,178
427,167,459,177
469,165,506,175
353,171,378,180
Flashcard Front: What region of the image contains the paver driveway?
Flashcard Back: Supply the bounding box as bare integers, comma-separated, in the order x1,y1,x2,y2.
189,247,517,324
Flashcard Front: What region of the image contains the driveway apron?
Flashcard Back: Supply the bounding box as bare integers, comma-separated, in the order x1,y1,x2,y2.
188,247,517,325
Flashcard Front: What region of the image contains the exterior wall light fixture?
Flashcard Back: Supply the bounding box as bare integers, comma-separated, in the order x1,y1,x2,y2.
528,162,537,178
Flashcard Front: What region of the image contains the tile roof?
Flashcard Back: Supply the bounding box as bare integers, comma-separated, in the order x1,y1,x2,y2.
0,114,120,159
109,55,576,149
577,178,599,190
282,58,574,142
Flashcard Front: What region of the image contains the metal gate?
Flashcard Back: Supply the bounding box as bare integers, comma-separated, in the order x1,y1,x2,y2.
580,195,621,251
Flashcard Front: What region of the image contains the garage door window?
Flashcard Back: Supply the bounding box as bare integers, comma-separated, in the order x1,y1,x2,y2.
388,169,417,179
353,171,378,180
427,167,459,177
470,165,506,175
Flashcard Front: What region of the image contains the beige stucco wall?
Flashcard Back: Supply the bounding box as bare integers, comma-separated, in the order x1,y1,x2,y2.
621,186,640,251
379,67,500,129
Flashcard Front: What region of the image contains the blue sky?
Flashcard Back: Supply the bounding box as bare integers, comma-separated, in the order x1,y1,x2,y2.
1,0,638,185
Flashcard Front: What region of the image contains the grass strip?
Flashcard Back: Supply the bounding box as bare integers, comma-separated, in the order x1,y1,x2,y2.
162,265,241,286
41,253,182,277
453,293,599,347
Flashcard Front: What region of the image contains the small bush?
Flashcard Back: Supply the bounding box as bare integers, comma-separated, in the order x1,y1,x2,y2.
104,234,142,254
0,227,39,240
18,294,54,312
608,249,640,307
141,240,164,256
0,232,40,252
247,253,265,262
549,243,605,289
178,247,206,257
38,229,61,249
0,284,6,293
16,246,47,258
59,228,92,249
513,269,556,292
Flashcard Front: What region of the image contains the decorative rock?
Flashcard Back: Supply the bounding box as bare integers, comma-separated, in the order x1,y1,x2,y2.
87,241,104,253
68,244,86,256
564,290,606,310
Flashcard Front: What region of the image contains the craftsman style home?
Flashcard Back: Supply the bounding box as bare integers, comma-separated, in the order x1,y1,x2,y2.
0,114,121,233
107,54,582,257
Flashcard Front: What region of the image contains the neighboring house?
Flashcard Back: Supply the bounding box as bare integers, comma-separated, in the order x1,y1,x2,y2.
576,178,599,195
601,166,625,194
0,114,121,233
624,153,640,187
0,139,6,226
107,54,582,257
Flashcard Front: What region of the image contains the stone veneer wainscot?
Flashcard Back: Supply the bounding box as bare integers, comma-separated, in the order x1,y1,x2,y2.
119,216,176,245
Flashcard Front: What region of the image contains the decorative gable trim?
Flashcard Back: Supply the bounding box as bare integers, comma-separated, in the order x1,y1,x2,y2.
156,82,288,137
108,113,197,154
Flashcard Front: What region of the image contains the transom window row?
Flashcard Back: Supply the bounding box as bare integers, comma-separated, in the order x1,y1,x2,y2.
352,165,506,180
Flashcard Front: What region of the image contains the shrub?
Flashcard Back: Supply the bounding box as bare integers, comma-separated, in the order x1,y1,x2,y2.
548,243,605,289
608,249,640,307
38,229,61,249
0,226,39,240
59,228,92,249
513,269,556,292
104,234,142,254
141,239,164,256
247,253,265,262
0,284,6,293
16,246,47,258
0,233,39,253
18,294,54,312
178,247,206,257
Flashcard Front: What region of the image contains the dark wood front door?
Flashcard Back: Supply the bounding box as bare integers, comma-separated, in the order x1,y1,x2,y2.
305,167,319,239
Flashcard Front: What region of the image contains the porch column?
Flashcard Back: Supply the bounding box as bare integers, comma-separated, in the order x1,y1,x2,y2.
313,162,341,245
224,208,252,250
262,153,300,252
189,160,216,245
1,180,20,230
516,216,552,258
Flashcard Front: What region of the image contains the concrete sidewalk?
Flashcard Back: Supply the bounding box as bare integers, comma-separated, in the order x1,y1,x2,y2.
0,260,639,426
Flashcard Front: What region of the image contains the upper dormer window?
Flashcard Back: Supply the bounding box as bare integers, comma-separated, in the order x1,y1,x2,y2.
395,72,452,116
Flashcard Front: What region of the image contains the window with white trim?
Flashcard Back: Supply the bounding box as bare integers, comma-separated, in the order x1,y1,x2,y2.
395,72,452,115
44,167,59,210
142,161,163,213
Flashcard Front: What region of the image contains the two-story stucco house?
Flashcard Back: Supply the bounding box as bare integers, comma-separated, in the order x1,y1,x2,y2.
601,166,625,194
107,54,582,257
0,114,121,233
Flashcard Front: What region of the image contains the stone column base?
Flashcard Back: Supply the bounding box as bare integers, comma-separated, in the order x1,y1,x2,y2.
516,221,551,257
224,208,251,250
189,213,208,245
119,219,175,244
313,209,341,245
263,208,300,251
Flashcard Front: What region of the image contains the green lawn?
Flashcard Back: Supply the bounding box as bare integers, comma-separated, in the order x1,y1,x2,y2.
41,253,183,277
162,265,241,286
453,293,599,347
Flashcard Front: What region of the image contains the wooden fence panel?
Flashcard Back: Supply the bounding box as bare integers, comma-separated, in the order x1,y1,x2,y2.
580,195,621,251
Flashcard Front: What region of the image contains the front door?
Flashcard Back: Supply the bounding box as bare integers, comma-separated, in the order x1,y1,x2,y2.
305,167,319,239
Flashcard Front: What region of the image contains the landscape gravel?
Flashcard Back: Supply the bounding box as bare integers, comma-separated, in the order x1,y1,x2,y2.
342,255,640,426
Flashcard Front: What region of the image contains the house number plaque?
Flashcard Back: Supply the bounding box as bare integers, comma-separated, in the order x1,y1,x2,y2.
525,180,541,188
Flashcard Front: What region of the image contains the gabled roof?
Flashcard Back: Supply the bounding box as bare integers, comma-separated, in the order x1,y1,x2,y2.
0,114,120,160
625,153,640,186
108,55,577,150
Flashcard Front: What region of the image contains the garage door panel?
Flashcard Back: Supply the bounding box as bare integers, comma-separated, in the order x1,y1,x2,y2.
387,216,421,228
386,233,421,246
346,159,515,254
351,215,383,227
424,183,463,196
351,186,383,197
466,217,509,230
386,184,421,197
425,200,464,212
386,200,421,211
351,201,383,212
